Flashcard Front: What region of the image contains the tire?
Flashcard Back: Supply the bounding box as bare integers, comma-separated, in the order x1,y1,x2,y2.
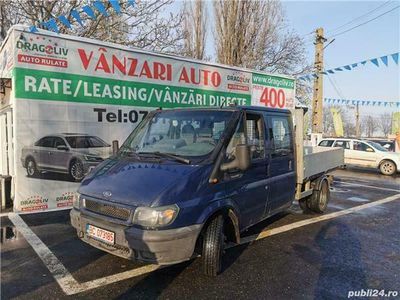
380,160,396,176
26,157,39,177
308,179,330,213
202,215,225,277
69,159,85,182
299,197,312,214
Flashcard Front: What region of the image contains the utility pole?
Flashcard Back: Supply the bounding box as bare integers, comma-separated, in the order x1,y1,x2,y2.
311,28,327,133
355,102,360,138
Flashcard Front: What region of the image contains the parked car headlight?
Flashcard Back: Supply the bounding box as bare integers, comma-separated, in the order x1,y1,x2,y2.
83,155,102,161
133,205,179,228
73,192,81,209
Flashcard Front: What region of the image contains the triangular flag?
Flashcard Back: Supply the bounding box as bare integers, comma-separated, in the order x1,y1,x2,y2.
71,10,84,26
29,26,38,33
380,56,388,66
361,61,367,65
327,70,334,74
42,18,59,33
343,65,351,70
351,63,358,68
108,0,121,14
128,0,135,7
334,67,343,71
93,1,109,16
370,58,379,67
58,15,72,29
321,71,328,75
391,53,399,65
82,5,96,19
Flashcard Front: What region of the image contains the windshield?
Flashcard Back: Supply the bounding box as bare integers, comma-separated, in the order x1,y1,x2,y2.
366,141,388,152
66,136,110,148
121,110,235,157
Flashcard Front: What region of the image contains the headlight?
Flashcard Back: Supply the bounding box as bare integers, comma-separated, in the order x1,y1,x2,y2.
133,205,179,228
73,192,81,209
83,155,102,161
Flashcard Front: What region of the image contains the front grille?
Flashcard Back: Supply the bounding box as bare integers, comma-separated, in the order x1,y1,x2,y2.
84,199,131,221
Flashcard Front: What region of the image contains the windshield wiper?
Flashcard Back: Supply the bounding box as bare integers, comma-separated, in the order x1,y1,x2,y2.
139,151,191,165
119,145,141,160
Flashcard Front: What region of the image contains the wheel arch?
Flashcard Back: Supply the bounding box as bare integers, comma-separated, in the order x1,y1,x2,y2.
24,155,36,168
379,158,398,169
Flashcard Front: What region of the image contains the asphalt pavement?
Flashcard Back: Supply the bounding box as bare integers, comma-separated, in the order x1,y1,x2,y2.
1,166,399,300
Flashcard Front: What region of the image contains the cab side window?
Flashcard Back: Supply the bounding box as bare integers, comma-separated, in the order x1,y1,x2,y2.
353,141,374,152
226,113,265,160
270,116,293,156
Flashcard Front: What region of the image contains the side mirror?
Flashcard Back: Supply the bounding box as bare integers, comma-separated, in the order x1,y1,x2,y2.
56,145,69,151
220,144,251,172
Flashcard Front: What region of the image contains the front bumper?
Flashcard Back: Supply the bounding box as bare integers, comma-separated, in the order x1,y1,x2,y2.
70,208,202,265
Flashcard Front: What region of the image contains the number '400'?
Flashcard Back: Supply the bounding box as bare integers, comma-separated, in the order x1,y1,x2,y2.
260,87,286,108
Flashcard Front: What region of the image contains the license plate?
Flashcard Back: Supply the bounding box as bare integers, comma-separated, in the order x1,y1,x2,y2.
86,224,115,244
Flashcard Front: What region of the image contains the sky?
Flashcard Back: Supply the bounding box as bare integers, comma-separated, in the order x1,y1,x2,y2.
282,0,400,118
188,0,400,118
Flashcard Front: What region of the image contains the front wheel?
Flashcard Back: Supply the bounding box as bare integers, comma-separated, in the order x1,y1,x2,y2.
380,160,396,176
202,215,225,277
69,159,85,182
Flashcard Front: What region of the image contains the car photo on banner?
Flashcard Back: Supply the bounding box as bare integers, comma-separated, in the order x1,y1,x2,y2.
21,133,111,182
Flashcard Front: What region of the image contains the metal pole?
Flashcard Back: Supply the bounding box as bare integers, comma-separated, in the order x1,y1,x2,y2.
355,102,360,138
311,28,326,134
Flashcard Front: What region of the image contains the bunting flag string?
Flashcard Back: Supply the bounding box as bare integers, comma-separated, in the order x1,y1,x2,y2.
29,0,135,33
324,98,400,108
298,52,399,81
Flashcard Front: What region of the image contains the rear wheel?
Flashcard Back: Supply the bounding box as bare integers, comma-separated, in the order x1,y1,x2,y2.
202,215,225,277
308,179,330,213
380,160,396,176
299,198,311,213
26,158,38,177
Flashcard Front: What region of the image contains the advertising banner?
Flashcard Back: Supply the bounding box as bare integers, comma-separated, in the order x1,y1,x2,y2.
4,26,295,212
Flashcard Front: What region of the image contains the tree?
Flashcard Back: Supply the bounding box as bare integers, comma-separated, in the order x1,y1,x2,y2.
0,0,183,53
213,0,308,75
377,113,392,137
362,115,377,137
181,0,207,59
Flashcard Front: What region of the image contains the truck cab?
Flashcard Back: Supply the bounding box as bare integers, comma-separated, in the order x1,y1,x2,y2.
70,106,329,276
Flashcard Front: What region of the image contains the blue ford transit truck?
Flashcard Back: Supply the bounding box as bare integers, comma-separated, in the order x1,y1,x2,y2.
70,106,343,276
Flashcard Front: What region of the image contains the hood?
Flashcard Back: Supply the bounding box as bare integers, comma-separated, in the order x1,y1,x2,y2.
79,157,206,207
74,147,112,159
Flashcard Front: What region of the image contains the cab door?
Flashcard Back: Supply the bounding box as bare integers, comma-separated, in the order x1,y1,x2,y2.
264,113,296,212
223,111,269,229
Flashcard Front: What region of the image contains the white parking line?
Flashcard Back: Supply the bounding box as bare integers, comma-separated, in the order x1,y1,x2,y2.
335,181,400,193
8,213,81,295
8,193,400,296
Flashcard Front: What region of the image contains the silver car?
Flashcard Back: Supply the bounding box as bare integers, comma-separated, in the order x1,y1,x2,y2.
21,133,111,181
